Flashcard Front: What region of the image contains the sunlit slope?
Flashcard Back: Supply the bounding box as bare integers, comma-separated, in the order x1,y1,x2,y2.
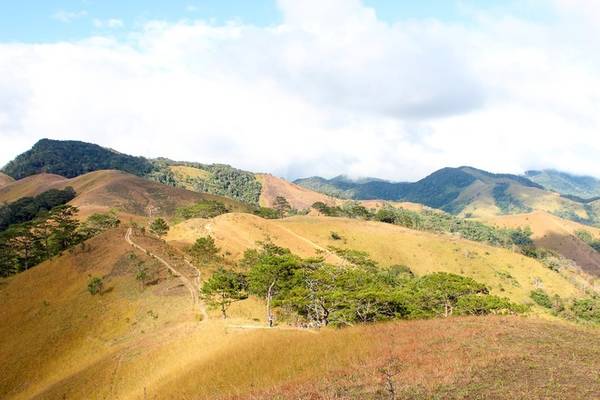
168,214,580,303
256,173,339,209
487,211,600,275
0,170,251,218
0,228,191,400
0,172,14,188
0,173,67,203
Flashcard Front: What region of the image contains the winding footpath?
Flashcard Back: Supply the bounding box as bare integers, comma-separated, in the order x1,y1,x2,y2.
125,228,208,320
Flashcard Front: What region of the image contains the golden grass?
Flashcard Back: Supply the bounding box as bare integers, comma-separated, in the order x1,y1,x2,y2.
256,173,340,209
486,211,600,276
2,220,600,399
167,213,583,303
0,172,14,188
0,173,67,203
169,165,210,190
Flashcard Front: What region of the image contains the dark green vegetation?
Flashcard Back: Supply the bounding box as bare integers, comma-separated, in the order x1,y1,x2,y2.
200,268,248,318
1,139,154,179
526,169,600,199
575,229,600,252
150,160,262,204
0,187,76,231
296,167,543,213
0,207,120,277
187,236,220,265
87,276,104,295
149,218,169,238
492,183,532,214
175,200,230,220
529,288,600,325
216,242,526,328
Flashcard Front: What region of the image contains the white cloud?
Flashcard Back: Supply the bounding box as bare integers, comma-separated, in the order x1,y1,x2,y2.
51,10,88,23
93,19,124,29
2,1,600,180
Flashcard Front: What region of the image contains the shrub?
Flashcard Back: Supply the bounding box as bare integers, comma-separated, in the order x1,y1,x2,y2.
330,231,342,240
530,289,553,308
87,276,104,295
188,236,220,264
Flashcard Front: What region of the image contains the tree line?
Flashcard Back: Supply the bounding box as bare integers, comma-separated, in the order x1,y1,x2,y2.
0,205,120,277
201,241,526,326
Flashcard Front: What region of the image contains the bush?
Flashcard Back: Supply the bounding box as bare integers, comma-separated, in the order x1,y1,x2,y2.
330,231,342,240
87,276,104,295
188,236,220,264
176,201,230,220
530,289,553,308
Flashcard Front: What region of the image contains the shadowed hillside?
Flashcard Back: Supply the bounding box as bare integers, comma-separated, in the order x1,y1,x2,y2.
488,211,600,276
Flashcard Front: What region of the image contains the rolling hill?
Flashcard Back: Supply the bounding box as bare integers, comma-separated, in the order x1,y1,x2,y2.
486,211,600,276
296,167,600,225
0,170,251,219
3,213,600,399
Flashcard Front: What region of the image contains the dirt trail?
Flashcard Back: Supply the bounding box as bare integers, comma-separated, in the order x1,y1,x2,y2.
125,228,208,320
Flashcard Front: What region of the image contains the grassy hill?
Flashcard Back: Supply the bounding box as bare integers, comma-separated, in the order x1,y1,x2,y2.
486,211,600,276
526,169,600,199
0,172,14,188
167,213,581,304
0,170,251,219
2,216,600,399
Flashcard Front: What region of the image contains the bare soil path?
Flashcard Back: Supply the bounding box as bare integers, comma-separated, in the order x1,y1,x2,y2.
125,228,208,320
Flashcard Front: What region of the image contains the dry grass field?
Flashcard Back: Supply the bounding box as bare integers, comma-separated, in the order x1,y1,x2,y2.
2,216,600,399
256,173,340,210
0,171,15,188
487,211,600,275
0,170,251,219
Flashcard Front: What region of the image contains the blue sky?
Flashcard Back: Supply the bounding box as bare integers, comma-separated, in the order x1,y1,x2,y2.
1,0,598,180
0,0,545,42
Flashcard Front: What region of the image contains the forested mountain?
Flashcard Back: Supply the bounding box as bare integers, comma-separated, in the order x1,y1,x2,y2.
525,169,600,200
296,167,543,213
1,139,154,179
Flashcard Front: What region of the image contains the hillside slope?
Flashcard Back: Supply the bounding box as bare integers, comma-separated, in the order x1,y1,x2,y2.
2,219,599,399
0,170,251,218
256,173,339,209
296,167,599,224
487,211,600,275
167,213,581,304
0,172,14,188
526,169,600,199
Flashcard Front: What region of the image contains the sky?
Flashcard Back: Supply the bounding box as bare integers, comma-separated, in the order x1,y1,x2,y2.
1,0,599,181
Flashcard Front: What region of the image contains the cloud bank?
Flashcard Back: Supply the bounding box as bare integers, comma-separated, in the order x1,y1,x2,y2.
1,0,600,181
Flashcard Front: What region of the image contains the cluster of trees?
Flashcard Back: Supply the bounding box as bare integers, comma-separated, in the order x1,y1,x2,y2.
312,202,534,252
176,200,230,220
0,207,120,277
0,187,76,230
530,288,600,325
201,242,525,326
2,139,154,179
575,229,600,252
148,161,263,205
